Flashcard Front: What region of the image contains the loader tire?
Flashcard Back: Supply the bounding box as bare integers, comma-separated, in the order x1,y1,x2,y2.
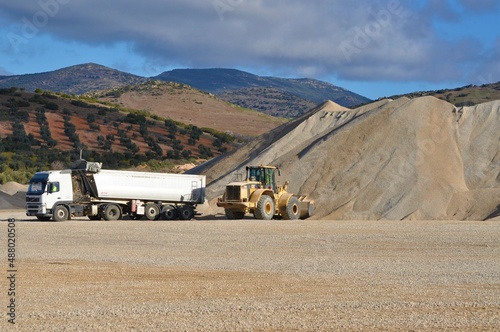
225,209,245,220
283,196,301,220
254,195,274,220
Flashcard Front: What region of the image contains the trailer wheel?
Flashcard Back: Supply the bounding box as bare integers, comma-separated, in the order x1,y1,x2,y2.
161,205,177,220
145,203,160,220
53,205,69,221
178,205,195,220
282,196,301,220
254,195,275,220
103,204,121,221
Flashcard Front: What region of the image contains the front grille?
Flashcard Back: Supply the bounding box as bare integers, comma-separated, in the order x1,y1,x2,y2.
26,196,40,203
226,186,241,201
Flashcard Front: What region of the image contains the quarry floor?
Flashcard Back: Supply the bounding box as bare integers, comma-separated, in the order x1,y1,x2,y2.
0,209,499,331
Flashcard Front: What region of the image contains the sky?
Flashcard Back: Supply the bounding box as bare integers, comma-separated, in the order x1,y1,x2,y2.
0,0,498,100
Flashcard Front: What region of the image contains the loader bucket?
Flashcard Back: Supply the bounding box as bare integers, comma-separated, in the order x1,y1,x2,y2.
298,196,315,219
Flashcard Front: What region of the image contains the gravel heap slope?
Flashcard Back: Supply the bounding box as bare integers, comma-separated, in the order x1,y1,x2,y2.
195,97,500,220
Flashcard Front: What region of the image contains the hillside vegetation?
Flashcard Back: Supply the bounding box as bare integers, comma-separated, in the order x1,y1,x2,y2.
0,87,235,184
385,81,500,107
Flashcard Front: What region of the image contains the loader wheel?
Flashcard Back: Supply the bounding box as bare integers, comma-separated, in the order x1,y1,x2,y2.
145,203,160,220
283,196,301,220
178,205,195,220
225,209,245,220
254,195,275,220
53,205,69,222
104,204,121,221
161,205,177,220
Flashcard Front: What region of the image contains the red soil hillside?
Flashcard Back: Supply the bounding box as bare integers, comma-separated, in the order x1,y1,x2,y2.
0,89,230,160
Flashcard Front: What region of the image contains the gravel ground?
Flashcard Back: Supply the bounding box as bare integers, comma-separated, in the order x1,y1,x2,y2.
0,210,499,331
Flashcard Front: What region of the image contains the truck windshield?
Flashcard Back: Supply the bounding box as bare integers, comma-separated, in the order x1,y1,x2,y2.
27,181,47,195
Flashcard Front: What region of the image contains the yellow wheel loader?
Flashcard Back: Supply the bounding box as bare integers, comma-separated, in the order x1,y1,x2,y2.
217,165,314,220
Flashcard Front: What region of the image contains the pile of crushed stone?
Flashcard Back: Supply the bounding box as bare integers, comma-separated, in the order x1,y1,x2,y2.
193,96,500,220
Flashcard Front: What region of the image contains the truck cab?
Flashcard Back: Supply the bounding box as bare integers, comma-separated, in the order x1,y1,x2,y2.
26,170,73,221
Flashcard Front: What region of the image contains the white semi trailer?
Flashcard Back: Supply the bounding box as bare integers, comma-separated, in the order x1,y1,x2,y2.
26,160,206,221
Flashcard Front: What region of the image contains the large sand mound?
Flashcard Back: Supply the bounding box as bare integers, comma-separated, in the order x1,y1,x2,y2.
0,182,28,209
194,97,500,220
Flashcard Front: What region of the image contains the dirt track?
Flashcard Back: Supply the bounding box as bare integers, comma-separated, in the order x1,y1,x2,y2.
1,209,499,331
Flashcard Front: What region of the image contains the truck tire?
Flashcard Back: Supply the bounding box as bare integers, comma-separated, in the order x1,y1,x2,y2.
178,205,195,220
254,195,275,220
225,209,245,220
104,204,121,221
145,203,160,220
53,205,69,221
161,205,177,220
282,196,301,220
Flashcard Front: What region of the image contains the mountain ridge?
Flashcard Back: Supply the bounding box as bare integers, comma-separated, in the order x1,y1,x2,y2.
155,68,370,116
0,64,371,118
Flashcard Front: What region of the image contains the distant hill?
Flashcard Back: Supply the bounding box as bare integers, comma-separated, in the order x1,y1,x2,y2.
0,64,371,118
0,63,147,94
155,68,372,117
384,81,500,107
92,81,287,137
217,87,317,118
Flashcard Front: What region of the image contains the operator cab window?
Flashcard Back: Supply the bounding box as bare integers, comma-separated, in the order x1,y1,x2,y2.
49,182,60,193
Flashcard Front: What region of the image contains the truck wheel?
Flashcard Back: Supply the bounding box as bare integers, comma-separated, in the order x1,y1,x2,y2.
282,196,301,220
145,203,160,220
161,205,177,220
254,195,275,220
53,205,69,221
178,205,195,220
225,209,245,220
104,204,121,221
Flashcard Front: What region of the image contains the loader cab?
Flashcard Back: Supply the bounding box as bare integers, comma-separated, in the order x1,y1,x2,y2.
246,166,278,192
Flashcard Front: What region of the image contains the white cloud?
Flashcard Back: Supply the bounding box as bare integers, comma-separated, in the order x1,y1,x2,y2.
0,0,498,85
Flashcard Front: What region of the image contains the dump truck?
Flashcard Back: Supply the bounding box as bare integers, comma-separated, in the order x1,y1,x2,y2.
26,160,206,221
217,165,314,220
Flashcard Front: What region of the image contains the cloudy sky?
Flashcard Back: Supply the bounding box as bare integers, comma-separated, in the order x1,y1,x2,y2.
0,0,498,99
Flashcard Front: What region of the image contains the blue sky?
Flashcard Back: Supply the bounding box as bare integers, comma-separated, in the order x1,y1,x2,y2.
0,0,498,99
